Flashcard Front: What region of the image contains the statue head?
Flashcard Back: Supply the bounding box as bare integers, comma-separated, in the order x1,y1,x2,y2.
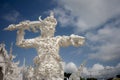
39,12,57,38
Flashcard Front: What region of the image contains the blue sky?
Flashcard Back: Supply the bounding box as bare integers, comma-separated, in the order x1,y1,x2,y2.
0,0,120,74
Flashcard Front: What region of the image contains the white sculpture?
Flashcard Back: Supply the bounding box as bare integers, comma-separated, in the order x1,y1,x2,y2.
23,66,34,80
0,43,8,80
69,61,86,80
0,43,8,71
5,12,85,80
0,43,22,80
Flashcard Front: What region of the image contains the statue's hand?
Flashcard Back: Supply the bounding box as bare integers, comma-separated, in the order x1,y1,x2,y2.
4,21,30,31
70,34,85,46
4,21,40,32
19,21,30,30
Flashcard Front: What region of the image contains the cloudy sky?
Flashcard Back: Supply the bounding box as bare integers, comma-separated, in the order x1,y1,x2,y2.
0,0,120,76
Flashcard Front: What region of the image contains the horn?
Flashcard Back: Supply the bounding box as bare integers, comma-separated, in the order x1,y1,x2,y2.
39,16,42,22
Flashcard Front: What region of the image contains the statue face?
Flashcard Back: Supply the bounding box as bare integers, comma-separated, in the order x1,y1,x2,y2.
40,18,56,37
39,13,57,37
40,26,55,37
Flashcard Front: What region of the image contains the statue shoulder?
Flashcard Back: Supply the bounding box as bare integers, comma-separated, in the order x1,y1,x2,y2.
55,36,63,41
55,36,62,39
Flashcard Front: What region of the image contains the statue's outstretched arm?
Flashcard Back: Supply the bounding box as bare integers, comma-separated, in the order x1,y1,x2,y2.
16,29,36,48
4,20,42,33
4,20,42,48
58,34,85,47
70,34,85,47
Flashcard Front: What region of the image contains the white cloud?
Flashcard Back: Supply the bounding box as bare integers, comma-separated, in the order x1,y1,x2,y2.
53,8,75,27
82,63,104,77
55,0,120,32
3,10,20,22
86,22,120,61
91,63,104,71
64,62,78,73
82,63,120,78
116,63,120,68
63,62,120,78
54,0,120,63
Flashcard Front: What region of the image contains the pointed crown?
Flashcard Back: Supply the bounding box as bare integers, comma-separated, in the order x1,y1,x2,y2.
42,11,57,27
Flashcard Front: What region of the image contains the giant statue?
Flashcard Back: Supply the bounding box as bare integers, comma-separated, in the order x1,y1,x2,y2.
5,12,85,80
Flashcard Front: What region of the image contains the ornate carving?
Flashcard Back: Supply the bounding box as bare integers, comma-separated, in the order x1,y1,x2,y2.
0,43,22,80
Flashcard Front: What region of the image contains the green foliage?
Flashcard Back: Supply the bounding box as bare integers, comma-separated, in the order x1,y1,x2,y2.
80,77,86,80
87,78,97,80
64,72,72,79
116,74,120,78
113,78,120,80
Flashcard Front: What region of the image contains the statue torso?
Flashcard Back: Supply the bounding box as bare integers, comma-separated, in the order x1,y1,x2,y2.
34,37,61,61
36,37,59,52
33,37,64,78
